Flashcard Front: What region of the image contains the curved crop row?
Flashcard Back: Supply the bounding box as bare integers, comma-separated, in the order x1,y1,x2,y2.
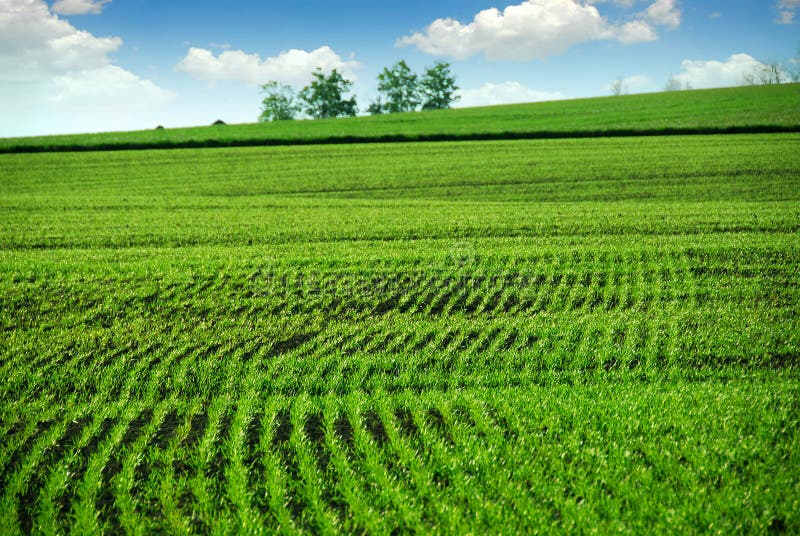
2,384,798,533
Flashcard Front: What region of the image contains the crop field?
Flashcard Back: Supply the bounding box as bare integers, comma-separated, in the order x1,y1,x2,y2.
1,129,800,533
2,83,799,153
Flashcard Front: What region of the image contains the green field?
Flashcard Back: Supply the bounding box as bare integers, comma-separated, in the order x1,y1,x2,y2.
2,84,799,153
1,99,800,533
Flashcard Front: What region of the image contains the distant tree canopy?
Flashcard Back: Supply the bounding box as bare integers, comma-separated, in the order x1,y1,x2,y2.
259,81,299,122
421,62,459,111
367,99,385,116
259,70,357,122
370,61,459,115
258,62,459,121
299,69,358,119
376,61,420,114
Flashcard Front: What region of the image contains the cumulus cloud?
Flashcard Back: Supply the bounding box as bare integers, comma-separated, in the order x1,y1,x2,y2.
777,0,800,23
48,65,172,105
51,0,111,15
396,0,658,62
456,81,567,108
0,0,174,136
616,20,657,44
0,0,115,79
671,53,768,89
644,0,681,29
584,0,635,6
174,46,361,86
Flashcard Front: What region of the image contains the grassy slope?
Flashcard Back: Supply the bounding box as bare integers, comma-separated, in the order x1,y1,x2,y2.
1,83,799,152
1,134,799,533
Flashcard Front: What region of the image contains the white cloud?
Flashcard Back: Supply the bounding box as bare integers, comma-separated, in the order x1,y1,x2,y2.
396,0,658,62
603,74,653,93
0,0,117,80
7,65,174,134
615,20,657,44
174,46,361,86
48,65,172,106
777,0,800,23
0,0,174,136
51,0,111,15
672,53,767,89
624,74,652,89
583,0,636,7
456,81,567,108
644,0,681,29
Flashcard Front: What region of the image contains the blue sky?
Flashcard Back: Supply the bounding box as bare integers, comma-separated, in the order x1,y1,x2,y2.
1,0,798,136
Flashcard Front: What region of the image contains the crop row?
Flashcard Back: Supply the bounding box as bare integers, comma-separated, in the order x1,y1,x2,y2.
4,135,798,200
2,304,797,410
1,132,798,533
2,135,798,250
2,241,796,326
1,381,798,534
3,201,799,250
3,263,794,322
2,235,797,404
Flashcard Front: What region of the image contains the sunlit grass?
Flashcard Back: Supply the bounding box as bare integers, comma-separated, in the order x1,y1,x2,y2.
1,84,798,152
0,132,798,533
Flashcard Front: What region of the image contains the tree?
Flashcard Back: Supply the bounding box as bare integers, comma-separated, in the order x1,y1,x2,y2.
367,99,385,115
744,60,785,85
788,58,800,82
259,81,299,122
374,60,420,114
610,76,627,96
787,47,800,82
664,75,681,91
788,62,800,83
742,49,800,85
664,74,690,91
420,62,459,110
299,69,358,119
758,61,784,84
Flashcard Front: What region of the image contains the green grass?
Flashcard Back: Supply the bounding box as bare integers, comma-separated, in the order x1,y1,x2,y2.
1,84,799,153
1,133,799,533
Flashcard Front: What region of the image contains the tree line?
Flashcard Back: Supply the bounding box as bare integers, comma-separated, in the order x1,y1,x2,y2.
611,51,800,96
259,61,458,122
